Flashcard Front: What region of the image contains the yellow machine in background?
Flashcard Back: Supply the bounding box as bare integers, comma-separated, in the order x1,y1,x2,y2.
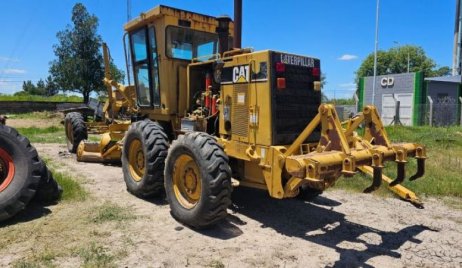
65,43,137,163
66,4,427,228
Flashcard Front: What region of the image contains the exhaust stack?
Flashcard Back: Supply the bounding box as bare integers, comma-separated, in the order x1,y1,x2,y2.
234,0,242,49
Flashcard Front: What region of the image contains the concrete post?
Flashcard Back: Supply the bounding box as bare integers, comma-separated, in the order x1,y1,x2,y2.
354,93,359,114
427,96,433,126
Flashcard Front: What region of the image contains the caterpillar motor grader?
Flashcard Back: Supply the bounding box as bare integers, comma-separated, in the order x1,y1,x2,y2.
66,4,427,228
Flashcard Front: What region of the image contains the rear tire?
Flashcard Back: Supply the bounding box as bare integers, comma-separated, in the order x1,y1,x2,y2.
122,120,169,198
164,132,232,229
65,112,87,153
34,158,62,203
0,125,41,222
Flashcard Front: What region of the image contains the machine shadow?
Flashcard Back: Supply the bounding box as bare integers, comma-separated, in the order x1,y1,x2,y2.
0,202,52,228
223,187,435,267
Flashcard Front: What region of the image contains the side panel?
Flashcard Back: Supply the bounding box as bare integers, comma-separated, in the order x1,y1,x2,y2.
219,51,272,146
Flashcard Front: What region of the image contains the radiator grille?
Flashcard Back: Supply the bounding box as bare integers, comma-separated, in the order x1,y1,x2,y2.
232,84,249,137
271,52,321,145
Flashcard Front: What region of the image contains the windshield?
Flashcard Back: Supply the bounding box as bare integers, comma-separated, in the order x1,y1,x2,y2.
166,26,218,61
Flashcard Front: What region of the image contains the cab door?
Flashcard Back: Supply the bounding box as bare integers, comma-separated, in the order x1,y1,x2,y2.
130,26,161,108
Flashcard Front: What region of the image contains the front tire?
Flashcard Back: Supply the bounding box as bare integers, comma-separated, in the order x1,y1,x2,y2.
64,112,87,153
164,132,232,229
122,120,169,198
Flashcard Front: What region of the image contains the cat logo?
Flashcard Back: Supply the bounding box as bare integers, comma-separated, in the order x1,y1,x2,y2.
232,65,250,83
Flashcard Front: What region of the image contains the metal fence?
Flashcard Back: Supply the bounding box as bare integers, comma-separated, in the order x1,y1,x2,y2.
425,97,461,127
335,96,462,127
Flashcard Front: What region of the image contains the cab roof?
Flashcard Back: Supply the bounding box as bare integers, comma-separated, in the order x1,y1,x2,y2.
124,5,233,32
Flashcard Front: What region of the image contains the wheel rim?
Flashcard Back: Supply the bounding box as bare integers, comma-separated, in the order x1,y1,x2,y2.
66,120,74,148
128,139,144,182
172,155,202,209
0,148,15,192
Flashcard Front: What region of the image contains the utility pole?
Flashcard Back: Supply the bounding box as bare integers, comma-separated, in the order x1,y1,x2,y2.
454,0,462,75
372,0,380,105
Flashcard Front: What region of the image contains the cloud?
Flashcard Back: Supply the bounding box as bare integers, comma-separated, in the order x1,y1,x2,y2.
0,56,19,62
0,68,27,74
338,54,358,61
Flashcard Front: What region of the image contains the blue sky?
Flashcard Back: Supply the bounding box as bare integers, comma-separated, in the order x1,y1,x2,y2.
0,0,455,98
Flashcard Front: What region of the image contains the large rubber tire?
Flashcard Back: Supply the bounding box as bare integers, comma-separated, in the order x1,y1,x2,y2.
33,158,62,203
0,125,41,222
165,132,232,229
122,120,169,198
64,112,87,153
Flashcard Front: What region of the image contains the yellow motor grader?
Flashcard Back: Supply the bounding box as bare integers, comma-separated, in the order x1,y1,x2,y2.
66,4,427,228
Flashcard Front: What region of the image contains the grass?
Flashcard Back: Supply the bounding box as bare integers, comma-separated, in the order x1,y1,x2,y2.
206,260,225,268
91,202,136,224
74,243,116,268
16,126,66,143
42,158,88,202
0,94,83,102
53,170,88,202
336,125,462,198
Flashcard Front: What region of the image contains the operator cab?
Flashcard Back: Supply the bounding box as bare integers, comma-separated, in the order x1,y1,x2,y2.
124,6,234,120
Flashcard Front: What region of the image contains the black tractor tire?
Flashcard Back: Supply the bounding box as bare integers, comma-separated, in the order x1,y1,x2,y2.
164,132,232,229
64,112,87,153
33,158,62,203
297,184,323,201
0,125,41,222
122,120,169,198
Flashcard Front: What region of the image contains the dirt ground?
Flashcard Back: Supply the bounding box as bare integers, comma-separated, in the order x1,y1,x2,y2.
1,143,462,267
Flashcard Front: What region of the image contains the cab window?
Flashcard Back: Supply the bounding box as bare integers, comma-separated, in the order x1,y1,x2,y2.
166,26,218,61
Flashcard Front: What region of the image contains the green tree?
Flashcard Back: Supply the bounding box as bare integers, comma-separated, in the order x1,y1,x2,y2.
430,66,451,77
36,79,46,94
45,75,59,96
356,45,450,82
21,80,36,94
109,62,125,84
49,3,124,103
